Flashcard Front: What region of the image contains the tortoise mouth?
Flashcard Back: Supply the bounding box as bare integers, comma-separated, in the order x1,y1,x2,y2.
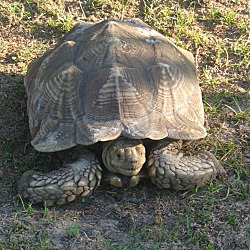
108,162,143,177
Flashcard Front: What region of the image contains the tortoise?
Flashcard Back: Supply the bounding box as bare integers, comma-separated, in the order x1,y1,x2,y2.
19,18,225,206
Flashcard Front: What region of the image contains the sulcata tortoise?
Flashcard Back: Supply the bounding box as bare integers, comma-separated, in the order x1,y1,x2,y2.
19,18,225,206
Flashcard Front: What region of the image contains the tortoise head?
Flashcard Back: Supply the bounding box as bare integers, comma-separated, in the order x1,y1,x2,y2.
102,138,146,178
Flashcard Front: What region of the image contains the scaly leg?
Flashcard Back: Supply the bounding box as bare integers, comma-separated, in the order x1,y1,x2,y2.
147,140,225,190
18,149,102,206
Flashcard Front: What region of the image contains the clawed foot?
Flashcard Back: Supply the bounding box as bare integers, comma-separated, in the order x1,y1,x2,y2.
147,140,225,190
18,150,102,206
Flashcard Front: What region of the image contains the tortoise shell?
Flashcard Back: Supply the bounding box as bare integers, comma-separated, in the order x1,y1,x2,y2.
25,18,206,152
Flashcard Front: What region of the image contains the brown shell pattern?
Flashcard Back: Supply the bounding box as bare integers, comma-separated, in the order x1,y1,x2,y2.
25,18,206,152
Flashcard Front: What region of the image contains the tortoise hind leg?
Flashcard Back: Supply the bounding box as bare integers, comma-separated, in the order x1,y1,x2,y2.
147,140,225,190
18,149,102,206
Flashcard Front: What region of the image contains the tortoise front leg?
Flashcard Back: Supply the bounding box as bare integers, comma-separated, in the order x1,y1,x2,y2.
18,149,102,206
147,140,225,190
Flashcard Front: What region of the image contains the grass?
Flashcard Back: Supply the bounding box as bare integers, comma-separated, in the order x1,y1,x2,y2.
0,0,249,249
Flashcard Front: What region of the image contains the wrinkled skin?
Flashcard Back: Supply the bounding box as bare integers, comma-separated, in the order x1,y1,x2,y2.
18,137,225,206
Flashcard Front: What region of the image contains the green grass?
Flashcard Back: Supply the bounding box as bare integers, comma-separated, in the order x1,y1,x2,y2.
64,222,80,238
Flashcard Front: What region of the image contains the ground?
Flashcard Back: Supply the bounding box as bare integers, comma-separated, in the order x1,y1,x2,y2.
0,0,249,249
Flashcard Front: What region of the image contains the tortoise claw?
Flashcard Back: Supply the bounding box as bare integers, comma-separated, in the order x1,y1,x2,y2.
103,168,148,187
